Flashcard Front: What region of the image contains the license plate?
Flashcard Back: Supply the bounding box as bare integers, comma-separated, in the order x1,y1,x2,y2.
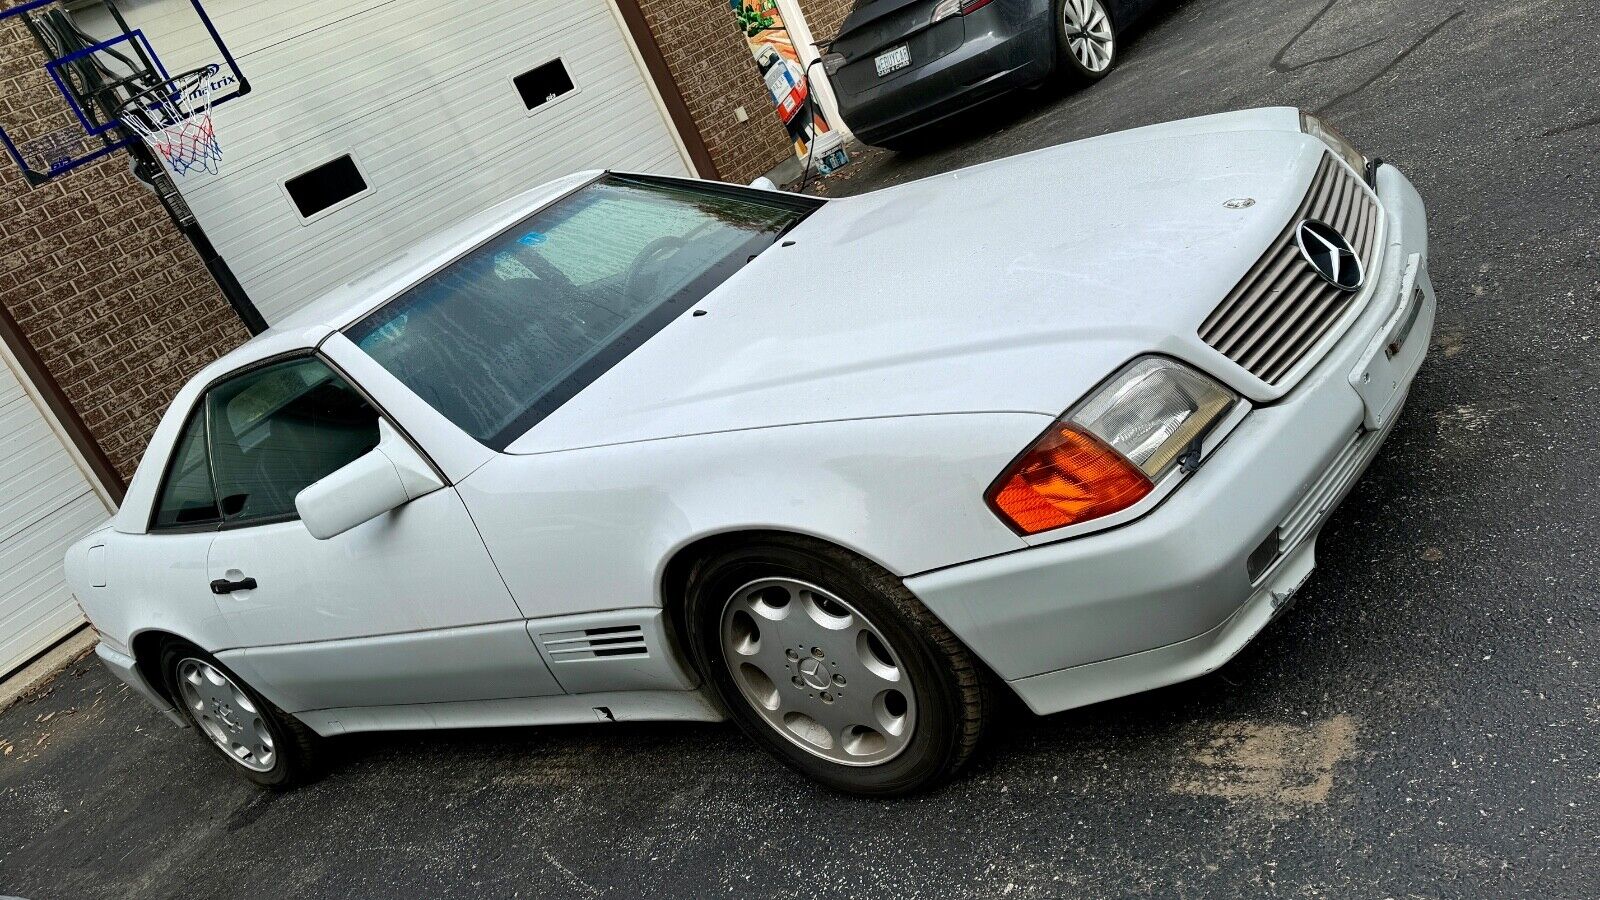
875,45,910,77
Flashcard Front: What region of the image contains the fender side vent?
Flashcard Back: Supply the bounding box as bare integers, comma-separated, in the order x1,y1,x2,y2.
539,625,648,661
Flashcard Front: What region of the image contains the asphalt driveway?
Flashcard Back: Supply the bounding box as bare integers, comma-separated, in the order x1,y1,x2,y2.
3,0,1596,896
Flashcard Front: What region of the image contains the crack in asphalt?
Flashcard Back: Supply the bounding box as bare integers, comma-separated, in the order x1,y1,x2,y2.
1269,0,1389,74
1544,113,1600,137
1316,9,1467,115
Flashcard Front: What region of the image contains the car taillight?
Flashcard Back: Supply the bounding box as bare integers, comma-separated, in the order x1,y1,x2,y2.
987,425,1153,535
932,0,997,23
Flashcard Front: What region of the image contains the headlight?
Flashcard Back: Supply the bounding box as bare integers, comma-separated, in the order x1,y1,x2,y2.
1300,110,1368,176
986,357,1238,535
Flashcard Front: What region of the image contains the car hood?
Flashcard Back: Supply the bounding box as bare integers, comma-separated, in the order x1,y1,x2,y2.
507,109,1326,455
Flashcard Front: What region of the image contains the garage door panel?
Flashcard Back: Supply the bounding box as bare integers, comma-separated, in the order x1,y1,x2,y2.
103,1,692,321
187,0,654,185
236,84,689,313
0,388,99,544
202,43,671,263
0,495,104,618
0,361,106,675
188,11,675,241
123,0,691,324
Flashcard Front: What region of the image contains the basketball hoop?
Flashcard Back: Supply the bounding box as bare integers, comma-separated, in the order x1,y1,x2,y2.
115,64,223,177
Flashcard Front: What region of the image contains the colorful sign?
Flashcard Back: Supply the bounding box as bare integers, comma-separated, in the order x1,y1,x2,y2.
730,0,838,164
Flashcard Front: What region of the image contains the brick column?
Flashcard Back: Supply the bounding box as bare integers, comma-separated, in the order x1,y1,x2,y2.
630,0,796,185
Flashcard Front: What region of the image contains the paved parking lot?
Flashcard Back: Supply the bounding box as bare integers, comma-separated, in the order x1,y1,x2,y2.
3,0,1596,896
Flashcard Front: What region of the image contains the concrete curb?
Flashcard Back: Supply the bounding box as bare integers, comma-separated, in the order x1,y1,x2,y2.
0,628,99,714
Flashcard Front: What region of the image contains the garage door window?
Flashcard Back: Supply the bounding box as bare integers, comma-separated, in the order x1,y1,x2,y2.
514,59,575,111
205,357,380,526
284,155,368,219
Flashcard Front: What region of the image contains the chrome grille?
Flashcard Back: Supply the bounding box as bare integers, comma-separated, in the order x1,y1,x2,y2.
1200,155,1382,385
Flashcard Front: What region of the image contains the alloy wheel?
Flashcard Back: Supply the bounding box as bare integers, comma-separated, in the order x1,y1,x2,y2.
719,578,917,767
175,657,276,772
1063,0,1115,73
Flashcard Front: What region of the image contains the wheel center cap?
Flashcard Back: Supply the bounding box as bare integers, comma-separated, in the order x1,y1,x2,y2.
215,701,241,731
797,658,831,690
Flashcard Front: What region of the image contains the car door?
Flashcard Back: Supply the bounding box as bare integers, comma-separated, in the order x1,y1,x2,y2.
200,353,561,713
108,404,232,653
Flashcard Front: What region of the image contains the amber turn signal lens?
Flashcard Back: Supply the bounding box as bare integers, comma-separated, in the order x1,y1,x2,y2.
987,426,1153,535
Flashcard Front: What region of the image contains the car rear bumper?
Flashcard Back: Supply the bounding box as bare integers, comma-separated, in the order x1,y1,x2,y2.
97,642,187,728
837,2,1055,146
905,162,1435,715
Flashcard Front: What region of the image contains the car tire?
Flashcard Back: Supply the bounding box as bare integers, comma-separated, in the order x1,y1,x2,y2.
1052,0,1118,86
681,535,989,796
159,640,322,788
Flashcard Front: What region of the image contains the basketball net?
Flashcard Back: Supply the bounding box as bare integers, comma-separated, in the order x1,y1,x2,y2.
119,65,224,177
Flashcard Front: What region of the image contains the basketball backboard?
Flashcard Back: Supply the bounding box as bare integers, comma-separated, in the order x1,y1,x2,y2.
0,0,247,184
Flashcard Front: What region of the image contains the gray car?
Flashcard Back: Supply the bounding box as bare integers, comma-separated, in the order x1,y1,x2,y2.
825,0,1165,149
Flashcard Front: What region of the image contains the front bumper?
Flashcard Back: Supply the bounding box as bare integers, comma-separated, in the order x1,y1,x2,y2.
906,162,1435,715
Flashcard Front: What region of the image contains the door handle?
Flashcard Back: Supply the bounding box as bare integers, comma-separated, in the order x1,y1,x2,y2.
210,577,258,595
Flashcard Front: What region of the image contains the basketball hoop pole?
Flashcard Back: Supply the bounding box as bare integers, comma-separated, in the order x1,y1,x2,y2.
126,140,267,335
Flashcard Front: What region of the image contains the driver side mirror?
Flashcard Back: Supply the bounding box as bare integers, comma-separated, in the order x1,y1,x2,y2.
295,419,444,540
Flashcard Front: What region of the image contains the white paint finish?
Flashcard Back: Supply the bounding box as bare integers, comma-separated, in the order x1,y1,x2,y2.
68,525,230,657
504,115,1328,456
295,688,724,737
70,113,1435,755
294,419,444,540
218,620,561,713
528,608,698,695
94,0,692,324
0,351,110,675
907,164,1434,685
206,487,521,647
458,412,1044,621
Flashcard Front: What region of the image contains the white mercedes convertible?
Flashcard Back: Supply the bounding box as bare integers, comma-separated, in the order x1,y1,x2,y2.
66,108,1434,795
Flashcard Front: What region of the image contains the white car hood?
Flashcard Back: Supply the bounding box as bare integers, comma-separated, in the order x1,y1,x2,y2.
508,110,1326,455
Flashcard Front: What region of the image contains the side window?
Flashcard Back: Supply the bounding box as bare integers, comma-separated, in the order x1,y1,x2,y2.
151,407,221,529
205,357,380,525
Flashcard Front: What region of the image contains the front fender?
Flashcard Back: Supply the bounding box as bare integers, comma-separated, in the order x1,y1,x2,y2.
456,413,1046,618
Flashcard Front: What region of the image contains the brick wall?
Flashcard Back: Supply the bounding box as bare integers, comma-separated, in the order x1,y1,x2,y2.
0,17,246,483
635,0,794,185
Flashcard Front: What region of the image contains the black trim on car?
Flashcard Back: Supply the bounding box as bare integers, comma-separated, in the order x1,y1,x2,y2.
146,348,440,535
145,403,222,535
344,173,823,452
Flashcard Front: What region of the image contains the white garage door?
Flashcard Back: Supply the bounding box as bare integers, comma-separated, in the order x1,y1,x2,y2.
0,354,110,676
103,0,694,324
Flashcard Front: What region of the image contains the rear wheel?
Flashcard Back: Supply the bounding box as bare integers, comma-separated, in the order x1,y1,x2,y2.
682,536,988,795
1053,0,1117,86
160,641,321,787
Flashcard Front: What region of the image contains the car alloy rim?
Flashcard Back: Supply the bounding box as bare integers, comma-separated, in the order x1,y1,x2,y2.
719,578,917,767
1063,0,1115,73
175,657,276,772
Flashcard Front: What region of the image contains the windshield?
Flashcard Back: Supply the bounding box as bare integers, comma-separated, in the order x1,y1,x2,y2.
346,175,816,449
